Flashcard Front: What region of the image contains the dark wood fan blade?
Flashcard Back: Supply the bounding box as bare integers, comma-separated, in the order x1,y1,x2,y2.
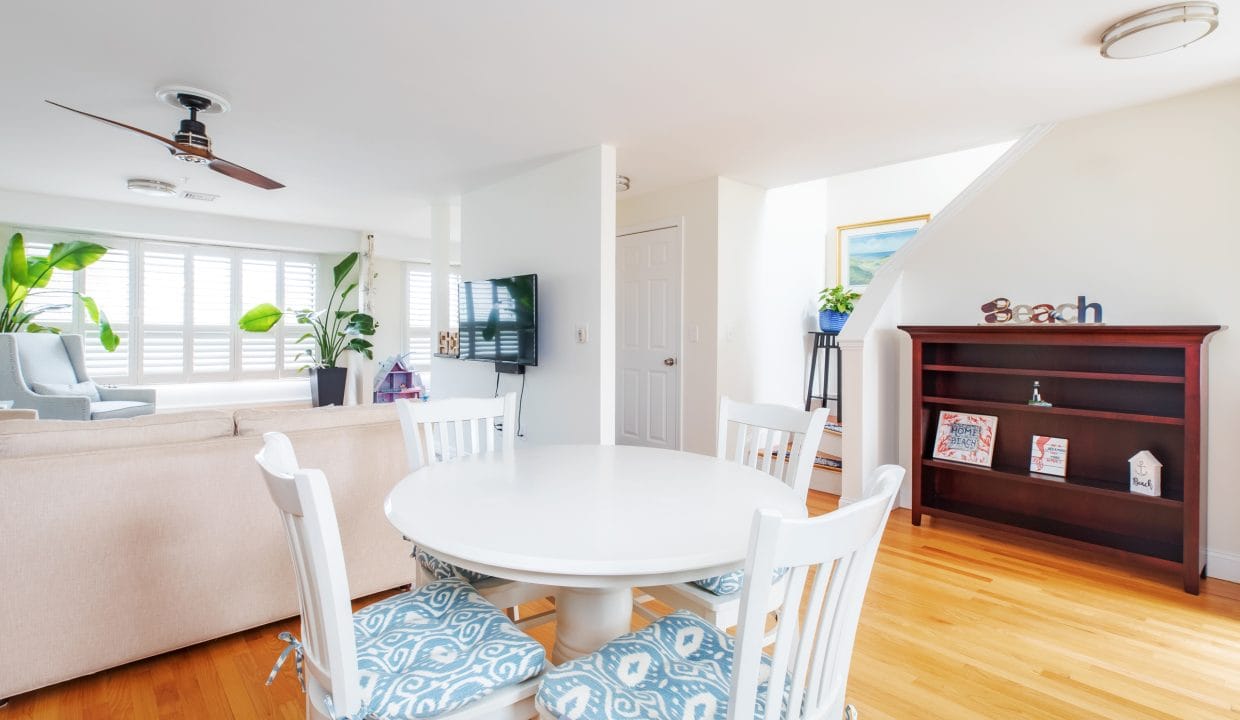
44,100,208,159
207,157,284,190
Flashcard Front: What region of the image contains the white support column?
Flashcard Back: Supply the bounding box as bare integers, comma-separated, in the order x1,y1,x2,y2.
430,205,459,345
346,232,376,405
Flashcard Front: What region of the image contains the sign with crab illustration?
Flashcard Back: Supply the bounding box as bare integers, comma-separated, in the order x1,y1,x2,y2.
932,411,998,467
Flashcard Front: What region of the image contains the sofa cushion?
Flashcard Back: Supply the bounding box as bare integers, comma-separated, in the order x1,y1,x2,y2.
233,403,398,437
90,400,154,420
32,380,101,402
14,334,80,387
0,409,235,458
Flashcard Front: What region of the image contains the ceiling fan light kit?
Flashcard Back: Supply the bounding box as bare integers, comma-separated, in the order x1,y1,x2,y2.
126,178,178,197
1100,2,1220,59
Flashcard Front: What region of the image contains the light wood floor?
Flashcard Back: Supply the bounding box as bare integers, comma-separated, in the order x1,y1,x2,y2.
6,491,1239,719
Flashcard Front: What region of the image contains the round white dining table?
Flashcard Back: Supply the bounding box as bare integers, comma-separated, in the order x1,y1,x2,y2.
384,444,806,663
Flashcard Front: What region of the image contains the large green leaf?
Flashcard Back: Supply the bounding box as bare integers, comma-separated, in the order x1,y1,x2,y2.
346,312,376,336
332,252,359,289
346,337,374,360
45,241,107,271
25,259,52,288
78,294,119,351
237,303,285,332
339,282,357,301
98,313,119,351
25,323,61,334
3,233,27,299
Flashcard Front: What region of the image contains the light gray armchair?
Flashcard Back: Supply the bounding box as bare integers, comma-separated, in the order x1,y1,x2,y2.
0,333,156,420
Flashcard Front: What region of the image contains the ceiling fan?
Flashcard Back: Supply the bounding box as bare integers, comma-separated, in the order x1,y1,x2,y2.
46,92,284,190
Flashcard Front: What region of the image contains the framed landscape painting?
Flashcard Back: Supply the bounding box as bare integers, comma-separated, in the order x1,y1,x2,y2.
836,214,930,290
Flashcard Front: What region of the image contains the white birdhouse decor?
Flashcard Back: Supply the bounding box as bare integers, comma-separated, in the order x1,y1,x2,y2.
1129,450,1163,497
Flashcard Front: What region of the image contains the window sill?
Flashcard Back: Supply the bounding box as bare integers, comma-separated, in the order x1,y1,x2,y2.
147,378,312,412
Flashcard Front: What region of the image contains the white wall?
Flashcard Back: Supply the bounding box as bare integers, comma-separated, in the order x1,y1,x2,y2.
617,178,720,454
894,80,1240,581
432,145,617,445
753,179,828,409
715,178,768,405
824,141,1013,286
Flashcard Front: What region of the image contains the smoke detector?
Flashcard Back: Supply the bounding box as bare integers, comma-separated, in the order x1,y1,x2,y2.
126,178,177,197
1100,3,1220,59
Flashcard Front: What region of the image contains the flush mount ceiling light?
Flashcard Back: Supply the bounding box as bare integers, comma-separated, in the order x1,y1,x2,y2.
1100,2,1220,59
616,174,631,192
126,177,177,197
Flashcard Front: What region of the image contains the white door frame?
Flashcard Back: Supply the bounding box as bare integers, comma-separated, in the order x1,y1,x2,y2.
617,218,685,451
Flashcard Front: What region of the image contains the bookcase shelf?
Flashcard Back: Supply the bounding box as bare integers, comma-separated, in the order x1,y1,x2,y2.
920,459,1182,508
921,364,1185,384
922,396,1185,426
902,325,1221,594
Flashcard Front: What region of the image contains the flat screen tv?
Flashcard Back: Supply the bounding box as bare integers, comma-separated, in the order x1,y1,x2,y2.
458,273,538,366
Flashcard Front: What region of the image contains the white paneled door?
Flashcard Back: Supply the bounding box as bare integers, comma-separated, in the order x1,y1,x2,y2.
616,224,682,450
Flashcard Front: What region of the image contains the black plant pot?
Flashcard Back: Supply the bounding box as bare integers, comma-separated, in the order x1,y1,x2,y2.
310,366,348,407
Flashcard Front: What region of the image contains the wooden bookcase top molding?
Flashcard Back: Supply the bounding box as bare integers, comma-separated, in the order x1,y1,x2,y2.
900,324,1222,594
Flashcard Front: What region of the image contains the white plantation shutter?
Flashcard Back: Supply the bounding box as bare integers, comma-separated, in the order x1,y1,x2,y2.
282,259,318,371
449,271,461,329
240,255,279,373
81,245,131,380
142,249,187,376
406,264,433,373
11,232,326,383
191,253,232,375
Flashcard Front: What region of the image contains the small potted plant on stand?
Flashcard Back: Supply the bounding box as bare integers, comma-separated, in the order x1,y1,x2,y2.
818,285,861,333
237,252,376,407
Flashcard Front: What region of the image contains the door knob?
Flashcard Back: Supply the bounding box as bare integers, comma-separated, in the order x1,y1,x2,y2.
664,357,677,366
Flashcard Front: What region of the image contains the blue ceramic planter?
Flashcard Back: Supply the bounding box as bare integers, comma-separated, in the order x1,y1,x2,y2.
819,309,849,333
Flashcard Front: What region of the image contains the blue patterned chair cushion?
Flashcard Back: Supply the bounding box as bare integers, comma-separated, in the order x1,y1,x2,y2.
414,547,493,585
691,566,790,596
352,577,545,718
536,610,787,720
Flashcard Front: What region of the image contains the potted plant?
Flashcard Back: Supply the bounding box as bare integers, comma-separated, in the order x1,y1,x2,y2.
817,285,861,333
237,252,376,407
2,232,118,349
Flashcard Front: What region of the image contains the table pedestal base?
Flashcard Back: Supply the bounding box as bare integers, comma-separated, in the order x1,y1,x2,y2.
551,587,633,663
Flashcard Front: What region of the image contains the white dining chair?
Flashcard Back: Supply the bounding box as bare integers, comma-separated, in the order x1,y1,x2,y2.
395,393,556,625
255,432,546,720
636,396,831,629
536,464,904,720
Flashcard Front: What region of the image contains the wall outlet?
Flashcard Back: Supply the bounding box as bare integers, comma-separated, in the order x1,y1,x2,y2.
575,324,589,344
687,323,700,343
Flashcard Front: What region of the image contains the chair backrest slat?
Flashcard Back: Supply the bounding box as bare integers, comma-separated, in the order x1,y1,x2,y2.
717,396,830,500
255,432,364,718
727,465,904,720
396,393,517,473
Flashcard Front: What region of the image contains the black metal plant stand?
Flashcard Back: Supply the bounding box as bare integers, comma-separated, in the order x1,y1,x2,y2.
804,331,842,419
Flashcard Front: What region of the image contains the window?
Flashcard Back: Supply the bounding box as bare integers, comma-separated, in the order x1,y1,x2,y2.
404,264,461,388
406,264,433,377
19,231,320,383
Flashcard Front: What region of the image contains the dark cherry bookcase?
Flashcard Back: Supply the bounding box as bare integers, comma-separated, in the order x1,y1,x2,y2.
900,325,1221,594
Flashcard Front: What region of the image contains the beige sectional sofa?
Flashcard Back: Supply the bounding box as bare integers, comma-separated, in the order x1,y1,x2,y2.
0,403,413,700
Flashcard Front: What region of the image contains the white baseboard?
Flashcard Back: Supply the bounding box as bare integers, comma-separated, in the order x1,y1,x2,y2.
1207,550,1240,584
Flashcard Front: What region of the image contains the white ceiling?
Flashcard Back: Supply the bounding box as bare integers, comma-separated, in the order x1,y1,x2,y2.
1,1,1237,240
